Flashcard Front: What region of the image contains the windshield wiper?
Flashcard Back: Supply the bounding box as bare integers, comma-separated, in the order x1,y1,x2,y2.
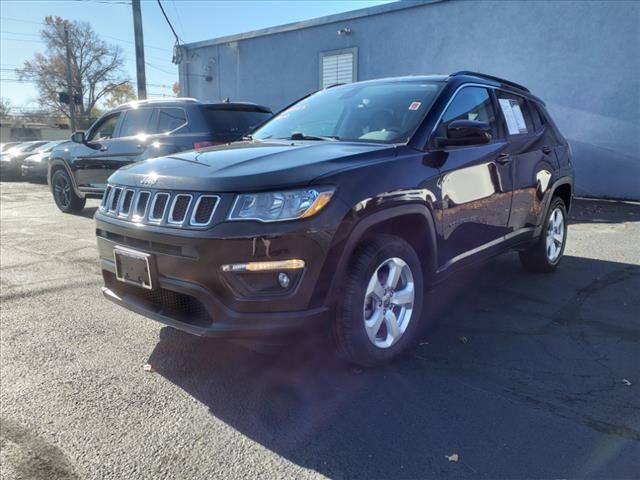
288,132,340,141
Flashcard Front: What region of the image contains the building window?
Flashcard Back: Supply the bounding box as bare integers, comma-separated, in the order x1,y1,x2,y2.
320,48,357,89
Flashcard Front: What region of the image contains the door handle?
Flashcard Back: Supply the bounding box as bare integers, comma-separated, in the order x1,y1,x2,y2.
100,146,108,152
496,153,512,165
542,145,553,155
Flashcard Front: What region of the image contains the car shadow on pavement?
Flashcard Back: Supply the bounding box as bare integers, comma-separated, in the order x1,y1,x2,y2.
570,199,640,225
147,253,640,479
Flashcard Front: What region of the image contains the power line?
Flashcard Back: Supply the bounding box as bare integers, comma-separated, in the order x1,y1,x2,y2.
1,16,169,52
145,62,175,75
171,0,186,40
156,0,181,44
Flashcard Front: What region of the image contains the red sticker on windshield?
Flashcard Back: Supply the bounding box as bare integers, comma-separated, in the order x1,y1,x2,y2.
409,102,422,111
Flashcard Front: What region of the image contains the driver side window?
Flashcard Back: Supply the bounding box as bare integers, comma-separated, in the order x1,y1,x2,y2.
436,87,498,139
87,113,121,141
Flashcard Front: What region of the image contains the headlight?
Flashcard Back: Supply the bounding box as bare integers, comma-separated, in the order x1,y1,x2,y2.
228,187,335,222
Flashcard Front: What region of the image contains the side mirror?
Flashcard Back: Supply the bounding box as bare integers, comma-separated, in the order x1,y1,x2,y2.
71,131,85,144
437,120,492,147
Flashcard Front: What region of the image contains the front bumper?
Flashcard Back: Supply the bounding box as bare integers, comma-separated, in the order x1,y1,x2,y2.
0,160,21,176
96,212,340,338
21,162,47,179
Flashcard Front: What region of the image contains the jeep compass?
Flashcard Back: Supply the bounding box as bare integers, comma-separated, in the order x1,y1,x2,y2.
95,71,574,366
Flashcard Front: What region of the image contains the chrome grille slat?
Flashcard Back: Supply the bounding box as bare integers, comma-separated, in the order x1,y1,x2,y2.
168,194,192,225
118,189,135,218
190,195,220,226
101,186,112,210
109,187,123,212
149,192,170,223
103,184,217,228
133,191,151,221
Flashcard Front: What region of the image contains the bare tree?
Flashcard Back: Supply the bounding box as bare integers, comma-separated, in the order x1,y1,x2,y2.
0,98,11,117
20,16,130,127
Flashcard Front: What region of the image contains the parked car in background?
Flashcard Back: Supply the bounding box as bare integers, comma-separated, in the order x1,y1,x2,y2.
0,140,49,178
0,142,22,153
95,71,574,367
48,98,273,213
21,140,68,181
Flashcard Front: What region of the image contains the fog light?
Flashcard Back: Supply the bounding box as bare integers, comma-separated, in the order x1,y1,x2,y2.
278,272,290,288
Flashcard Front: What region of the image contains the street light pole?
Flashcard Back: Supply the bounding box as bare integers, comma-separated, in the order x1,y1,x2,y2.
64,27,76,132
132,0,147,100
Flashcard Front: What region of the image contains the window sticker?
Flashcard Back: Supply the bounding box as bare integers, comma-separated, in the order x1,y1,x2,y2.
499,99,528,135
409,102,422,111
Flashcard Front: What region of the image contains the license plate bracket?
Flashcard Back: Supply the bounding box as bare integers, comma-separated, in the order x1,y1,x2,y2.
114,246,154,290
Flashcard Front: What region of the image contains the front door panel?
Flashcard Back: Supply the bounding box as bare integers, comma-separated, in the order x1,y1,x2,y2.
437,142,512,269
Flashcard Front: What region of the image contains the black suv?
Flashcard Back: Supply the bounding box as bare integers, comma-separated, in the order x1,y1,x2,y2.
95,72,573,366
49,98,272,213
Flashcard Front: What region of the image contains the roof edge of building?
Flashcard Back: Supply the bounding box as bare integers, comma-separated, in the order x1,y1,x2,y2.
181,0,445,50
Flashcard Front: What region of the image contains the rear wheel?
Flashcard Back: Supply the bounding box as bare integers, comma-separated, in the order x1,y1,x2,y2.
519,197,568,273
52,169,86,213
333,235,424,367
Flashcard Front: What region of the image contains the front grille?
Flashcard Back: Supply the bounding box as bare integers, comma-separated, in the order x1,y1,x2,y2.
100,184,220,229
104,271,211,327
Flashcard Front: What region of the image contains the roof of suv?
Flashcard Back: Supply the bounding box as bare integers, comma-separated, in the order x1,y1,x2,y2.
113,98,271,113
349,71,544,104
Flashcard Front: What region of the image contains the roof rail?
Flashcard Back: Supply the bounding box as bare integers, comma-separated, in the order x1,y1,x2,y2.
450,71,530,93
121,97,200,107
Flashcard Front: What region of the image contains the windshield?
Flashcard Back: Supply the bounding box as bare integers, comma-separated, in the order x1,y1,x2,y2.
35,141,61,153
254,81,442,144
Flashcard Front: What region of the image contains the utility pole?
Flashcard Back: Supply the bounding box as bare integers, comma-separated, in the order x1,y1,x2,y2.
132,0,147,100
64,27,76,132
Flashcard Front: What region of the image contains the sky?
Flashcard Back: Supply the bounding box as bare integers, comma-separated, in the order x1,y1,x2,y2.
0,0,391,110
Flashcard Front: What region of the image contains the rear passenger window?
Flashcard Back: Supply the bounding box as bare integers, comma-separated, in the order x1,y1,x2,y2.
529,102,545,131
157,108,187,133
496,92,534,136
437,87,499,139
119,108,154,137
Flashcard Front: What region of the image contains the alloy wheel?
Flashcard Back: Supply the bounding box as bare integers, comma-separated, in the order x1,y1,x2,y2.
54,174,71,209
545,207,565,262
363,257,415,349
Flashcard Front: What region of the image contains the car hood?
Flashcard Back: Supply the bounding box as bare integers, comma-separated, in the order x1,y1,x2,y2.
110,140,396,191
24,152,47,163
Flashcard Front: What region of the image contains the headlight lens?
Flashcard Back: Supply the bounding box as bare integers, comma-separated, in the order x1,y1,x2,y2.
228,187,335,222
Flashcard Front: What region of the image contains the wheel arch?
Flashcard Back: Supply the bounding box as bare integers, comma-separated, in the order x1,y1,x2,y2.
48,158,84,198
319,204,438,308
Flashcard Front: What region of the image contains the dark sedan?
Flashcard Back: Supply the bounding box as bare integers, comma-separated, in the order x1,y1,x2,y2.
21,140,68,181
0,141,49,178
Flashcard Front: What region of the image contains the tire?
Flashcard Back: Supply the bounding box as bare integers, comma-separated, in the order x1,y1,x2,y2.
51,169,86,213
333,234,424,367
519,197,568,273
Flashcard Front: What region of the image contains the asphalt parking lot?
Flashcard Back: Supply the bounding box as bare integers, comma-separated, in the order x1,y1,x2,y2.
1,180,639,480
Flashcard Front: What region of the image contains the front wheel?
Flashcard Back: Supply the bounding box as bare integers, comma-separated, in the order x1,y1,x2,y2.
333,234,424,367
519,197,568,273
52,169,86,213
